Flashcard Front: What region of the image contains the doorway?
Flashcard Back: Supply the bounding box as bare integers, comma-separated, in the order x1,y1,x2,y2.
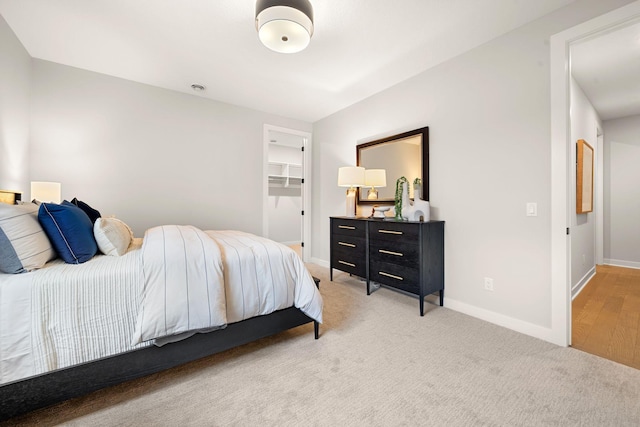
550,1,640,347
568,19,640,366
262,125,312,262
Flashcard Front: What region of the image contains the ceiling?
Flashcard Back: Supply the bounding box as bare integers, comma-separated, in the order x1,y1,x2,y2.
571,21,640,121
2,0,622,123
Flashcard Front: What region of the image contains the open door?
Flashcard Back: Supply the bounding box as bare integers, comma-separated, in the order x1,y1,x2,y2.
263,125,312,261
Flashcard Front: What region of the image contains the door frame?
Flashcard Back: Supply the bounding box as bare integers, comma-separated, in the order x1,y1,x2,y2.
596,128,604,266
262,124,312,262
549,1,640,346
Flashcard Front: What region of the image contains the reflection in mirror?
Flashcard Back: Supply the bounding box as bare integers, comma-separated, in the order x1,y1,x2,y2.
357,127,429,203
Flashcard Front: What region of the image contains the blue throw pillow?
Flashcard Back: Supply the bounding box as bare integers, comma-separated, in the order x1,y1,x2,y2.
38,201,97,264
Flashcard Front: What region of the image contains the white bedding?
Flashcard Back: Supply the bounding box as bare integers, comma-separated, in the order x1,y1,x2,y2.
208,230,322,324
1,238,150,384
0,229,323,385
133,226,226,344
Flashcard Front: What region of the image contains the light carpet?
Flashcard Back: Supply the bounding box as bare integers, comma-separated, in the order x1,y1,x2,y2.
4,263,640,426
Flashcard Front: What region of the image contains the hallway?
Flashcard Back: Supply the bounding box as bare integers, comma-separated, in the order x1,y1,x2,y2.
572,265,640,369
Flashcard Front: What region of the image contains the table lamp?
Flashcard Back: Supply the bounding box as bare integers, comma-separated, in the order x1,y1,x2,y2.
364,169,386,200
338,166,365,217
31,181,61,203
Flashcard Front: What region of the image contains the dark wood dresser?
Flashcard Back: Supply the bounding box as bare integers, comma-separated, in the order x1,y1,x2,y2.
330,216,445,316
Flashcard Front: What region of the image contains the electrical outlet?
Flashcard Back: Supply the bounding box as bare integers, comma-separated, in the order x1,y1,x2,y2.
484,277,494,291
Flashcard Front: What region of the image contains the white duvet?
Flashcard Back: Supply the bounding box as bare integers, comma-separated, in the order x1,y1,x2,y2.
133,226,227,344
0,228,323,385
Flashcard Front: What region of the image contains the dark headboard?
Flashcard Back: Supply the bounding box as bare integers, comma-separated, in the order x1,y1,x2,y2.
0,190,22,205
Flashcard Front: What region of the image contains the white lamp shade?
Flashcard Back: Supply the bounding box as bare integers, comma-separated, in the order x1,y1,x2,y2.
31,181,61,203
256,1,314,54
338,166,365,187
364,169,387,188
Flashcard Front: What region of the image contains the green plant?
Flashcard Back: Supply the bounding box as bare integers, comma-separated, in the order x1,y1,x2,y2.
394,176,408,220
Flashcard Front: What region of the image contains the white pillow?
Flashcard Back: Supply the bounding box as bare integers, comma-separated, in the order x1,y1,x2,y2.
0,203,56,273
93,217,133,256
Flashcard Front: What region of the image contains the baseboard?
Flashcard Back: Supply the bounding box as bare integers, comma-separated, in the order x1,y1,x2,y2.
571,266,596,300
444,297,557,345
309,257,329,268
604,259,640,270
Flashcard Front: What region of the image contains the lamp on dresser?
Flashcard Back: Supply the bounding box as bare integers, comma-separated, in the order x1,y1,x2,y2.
337,166,365,218
364,169,386,200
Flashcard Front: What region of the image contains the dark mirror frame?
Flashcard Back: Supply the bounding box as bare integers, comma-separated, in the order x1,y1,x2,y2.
356,126,429,204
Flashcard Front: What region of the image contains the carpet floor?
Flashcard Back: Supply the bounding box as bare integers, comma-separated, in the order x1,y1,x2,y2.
4,263,640,426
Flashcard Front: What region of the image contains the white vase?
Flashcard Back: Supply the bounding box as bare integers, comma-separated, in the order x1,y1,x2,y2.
400,182,430,222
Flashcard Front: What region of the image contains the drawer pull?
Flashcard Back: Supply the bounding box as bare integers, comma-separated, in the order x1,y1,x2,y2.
379,249,403,257
378,229,403,235
339,260,356,267
339,242,356,248
339,225,356,230
379,271,403,281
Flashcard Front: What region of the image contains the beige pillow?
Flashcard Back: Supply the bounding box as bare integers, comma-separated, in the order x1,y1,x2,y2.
93,217,133,256
0,203,56,273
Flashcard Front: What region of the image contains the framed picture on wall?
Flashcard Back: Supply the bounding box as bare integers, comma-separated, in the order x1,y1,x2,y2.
576,139,594,214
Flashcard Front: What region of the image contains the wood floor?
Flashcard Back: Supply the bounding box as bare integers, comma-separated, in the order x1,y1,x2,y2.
288,243,302,259
572,265,640,370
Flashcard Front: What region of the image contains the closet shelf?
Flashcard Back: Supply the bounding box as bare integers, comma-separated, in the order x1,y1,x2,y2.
268,162,302,188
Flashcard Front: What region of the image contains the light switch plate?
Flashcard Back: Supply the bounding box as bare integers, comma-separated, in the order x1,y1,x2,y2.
526,202,537,217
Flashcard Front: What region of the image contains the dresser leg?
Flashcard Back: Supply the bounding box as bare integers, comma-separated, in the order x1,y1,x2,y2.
439,290,444,306
313,276,320,338
330,268,333,281
420,298,425,316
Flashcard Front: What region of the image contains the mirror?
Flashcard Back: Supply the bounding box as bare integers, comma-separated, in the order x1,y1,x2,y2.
356,127,429,203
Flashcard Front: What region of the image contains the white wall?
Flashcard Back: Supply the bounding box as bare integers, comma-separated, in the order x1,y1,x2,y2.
312,0,631,339
29,59,311,236
603,114,640,268
569,78,601,291
0,15,30,194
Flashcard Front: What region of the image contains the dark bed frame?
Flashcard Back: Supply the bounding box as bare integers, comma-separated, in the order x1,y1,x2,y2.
0,304,319,421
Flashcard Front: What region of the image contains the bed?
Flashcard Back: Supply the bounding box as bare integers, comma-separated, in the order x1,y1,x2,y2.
0,192,322,420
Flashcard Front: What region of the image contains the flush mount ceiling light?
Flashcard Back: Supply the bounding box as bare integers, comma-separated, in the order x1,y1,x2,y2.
255,0,314,54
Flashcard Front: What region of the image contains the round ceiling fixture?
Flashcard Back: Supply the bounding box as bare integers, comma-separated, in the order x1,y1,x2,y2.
255,0,314,54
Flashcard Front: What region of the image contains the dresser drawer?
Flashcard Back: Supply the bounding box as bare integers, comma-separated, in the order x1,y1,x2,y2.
332,218,367,238
331,251,366,278
333,234,366,254
369,239,419,268
370,261,419,294
368,221,419,243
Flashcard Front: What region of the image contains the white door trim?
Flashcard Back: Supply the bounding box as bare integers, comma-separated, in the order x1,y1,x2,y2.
596,129,604,266
549,0,640,347
262,124,313,262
